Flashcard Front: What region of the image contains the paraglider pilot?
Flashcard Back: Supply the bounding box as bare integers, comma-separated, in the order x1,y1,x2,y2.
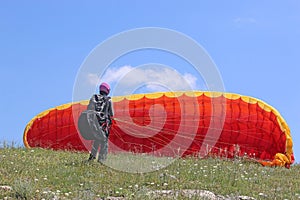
87,82,114,163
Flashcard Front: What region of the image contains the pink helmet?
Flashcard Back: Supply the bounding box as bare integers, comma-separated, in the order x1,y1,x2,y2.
99,82,110,95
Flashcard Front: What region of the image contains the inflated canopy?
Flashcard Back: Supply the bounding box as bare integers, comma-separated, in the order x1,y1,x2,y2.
23,91,294,168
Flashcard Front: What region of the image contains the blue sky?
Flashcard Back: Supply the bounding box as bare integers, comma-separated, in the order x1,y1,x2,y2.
0,1,299,161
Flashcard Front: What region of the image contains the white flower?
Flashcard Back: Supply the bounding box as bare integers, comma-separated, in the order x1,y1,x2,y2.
258,192,267,197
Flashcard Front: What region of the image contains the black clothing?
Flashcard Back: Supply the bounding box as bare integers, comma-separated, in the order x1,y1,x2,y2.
87,93,113,162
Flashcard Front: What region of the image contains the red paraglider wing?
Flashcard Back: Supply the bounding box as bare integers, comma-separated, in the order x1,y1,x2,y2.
23,91,294,167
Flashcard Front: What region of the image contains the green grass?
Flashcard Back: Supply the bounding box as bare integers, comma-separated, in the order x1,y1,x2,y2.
0,147,299,199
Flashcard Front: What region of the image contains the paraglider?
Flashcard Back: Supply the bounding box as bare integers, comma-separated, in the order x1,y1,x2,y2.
23,91,294,168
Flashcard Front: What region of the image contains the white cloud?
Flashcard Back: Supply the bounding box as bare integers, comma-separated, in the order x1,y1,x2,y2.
87,65,202,95
183,73,197,89
87,73,100,86
86,65,134,86
102,65,134,83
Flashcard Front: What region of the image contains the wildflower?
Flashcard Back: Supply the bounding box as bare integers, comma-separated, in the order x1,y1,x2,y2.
258,192,267,197
163,183,168,186
0,186,12,191
169,175,177,180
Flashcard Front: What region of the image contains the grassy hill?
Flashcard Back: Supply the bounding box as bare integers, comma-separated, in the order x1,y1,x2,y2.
0,147,299,199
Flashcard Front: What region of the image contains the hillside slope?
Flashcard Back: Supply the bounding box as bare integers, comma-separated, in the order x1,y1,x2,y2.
0,147,299,199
